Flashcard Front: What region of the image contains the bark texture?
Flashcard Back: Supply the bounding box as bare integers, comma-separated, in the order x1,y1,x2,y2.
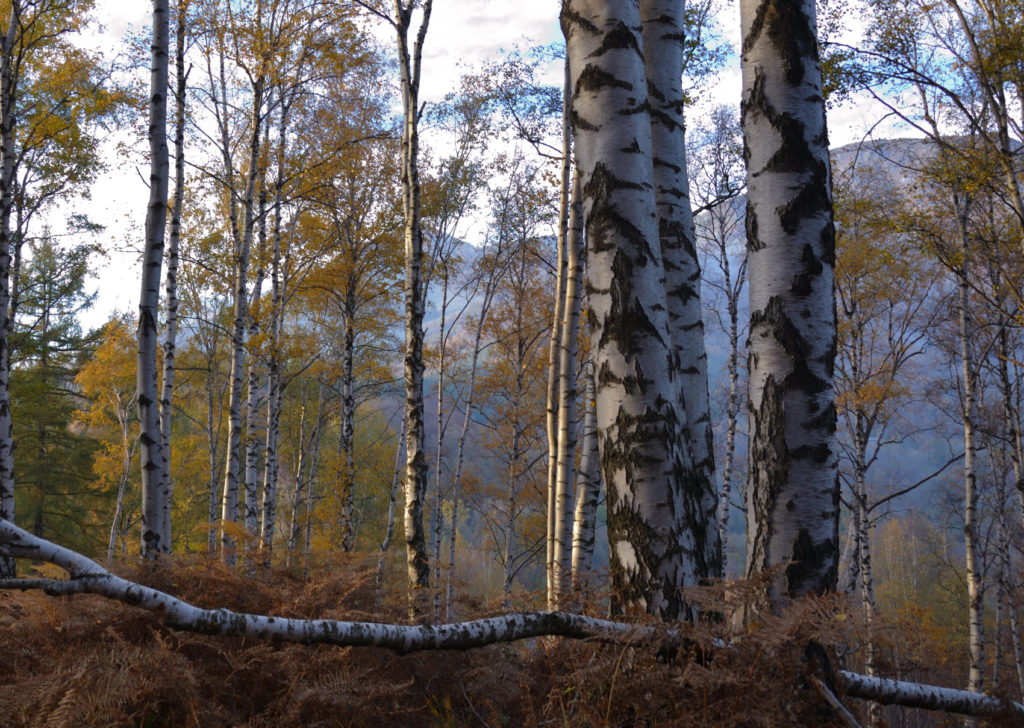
139,0,171,558
640,0,720,581
563,0,698,620
740,0,839,604
392,0,433,605
0,7,19,579
157,0,187,549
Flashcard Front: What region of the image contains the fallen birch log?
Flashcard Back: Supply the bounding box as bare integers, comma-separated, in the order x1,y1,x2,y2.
2,518,1023,721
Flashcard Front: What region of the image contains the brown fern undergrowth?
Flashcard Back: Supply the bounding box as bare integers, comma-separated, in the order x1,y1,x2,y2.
0,555,967,727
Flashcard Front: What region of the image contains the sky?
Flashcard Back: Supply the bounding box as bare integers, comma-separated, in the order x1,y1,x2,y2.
76,1,881,328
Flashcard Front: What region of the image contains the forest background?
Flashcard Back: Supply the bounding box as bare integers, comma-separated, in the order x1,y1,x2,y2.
0,0,1021,726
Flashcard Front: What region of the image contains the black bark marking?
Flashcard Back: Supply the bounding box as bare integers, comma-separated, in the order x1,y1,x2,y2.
576,64,632,95
743,0,819,86
560,7,599,37
790,243,823,295
585,162,655,260
785,528,837,596
590,20,642,59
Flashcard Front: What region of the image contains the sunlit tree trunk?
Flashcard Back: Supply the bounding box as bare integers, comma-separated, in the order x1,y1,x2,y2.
571,360,601,579
546,57,571,610
139,0,170,558
641,0,720,581
741,0,839,606
552,167,582,603
562,0,697,620
337,310,355,551
158,0,186,546
221,76,265,565
391,0,433,608
954,198,984,696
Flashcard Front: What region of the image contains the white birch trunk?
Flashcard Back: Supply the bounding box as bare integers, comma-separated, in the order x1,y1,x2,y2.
431,271,449,621
546,57,571,610
260,105,288,554
139,0,170,558
391,0,433,606
243,189,267,540
571,360,601,579
741,0,839,605
377,416,406,606
220,77,265,564
641,0,721,581
337,313,355,551
158,2,185,546
0,8,19,579
563,0,697,620
954,202,984,695
552,167,582,602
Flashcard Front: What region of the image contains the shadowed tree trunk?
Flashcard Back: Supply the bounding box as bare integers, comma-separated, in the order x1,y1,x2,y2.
740,0,839,606
641,0,721,581
0,5,19,579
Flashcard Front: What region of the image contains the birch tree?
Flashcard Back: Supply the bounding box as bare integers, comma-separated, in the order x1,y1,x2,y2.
741,0,839,604
352,0,432,606
139,0,170,558
562,0,702,619
158,0,188,548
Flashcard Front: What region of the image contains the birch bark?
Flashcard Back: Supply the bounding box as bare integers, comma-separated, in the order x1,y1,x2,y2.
640,0,720,581
562,0,697,619
551,167,583,602
0,6,19,579
387,0,433,605
571,360,601,579
546,57,571,609
139,0,170,558
740,0,839,605
158,0,187,549
220,76,265,564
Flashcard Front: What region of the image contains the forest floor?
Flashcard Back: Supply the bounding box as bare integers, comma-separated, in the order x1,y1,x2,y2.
0,555,937,727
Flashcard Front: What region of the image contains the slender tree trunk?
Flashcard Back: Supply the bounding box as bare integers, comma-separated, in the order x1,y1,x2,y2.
641,0,721,581
552,167,582,603
205,369,221,555
337,312,355,551
718,227,746,570
243,186,267,540
392,0,433,610
220,77,265,565
158,1,186,546
741,0,839,607
432,270,449,622
139,0,170,558
377,415,407,606
546,56,571,610
571,360,601,579
108,410,137,560
562,0,697,620
260,107,287,554
288,381,310,556
0,6,19,579
955,201,984,696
